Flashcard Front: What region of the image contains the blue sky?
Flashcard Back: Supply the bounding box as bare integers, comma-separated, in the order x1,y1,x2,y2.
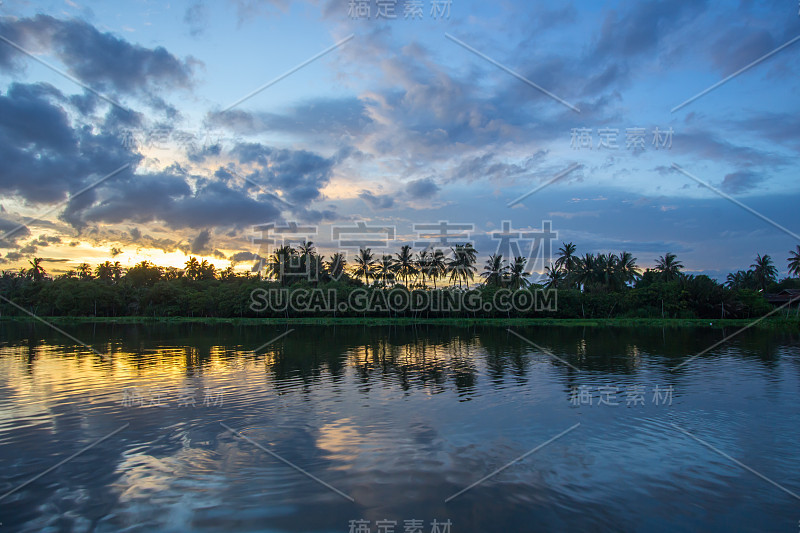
0,0,798,279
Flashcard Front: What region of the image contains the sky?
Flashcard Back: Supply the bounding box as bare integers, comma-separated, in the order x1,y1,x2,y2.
0,0,798,280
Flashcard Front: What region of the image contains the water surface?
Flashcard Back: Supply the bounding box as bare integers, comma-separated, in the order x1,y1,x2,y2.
0,323,798,532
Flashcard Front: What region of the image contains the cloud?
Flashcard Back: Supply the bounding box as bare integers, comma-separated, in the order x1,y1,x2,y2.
0,82,142,204
184,1,208,37
358,190,395,210
720,170,764,194
406,177,440,199
190,229,213,254
0,15,196,96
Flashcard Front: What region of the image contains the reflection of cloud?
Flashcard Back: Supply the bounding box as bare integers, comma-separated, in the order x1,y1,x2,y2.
316,418,363,468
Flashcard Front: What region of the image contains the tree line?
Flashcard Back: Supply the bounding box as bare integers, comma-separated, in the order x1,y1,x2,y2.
1,244,799,319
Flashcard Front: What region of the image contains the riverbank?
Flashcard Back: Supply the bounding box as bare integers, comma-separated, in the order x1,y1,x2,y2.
1,315,798,329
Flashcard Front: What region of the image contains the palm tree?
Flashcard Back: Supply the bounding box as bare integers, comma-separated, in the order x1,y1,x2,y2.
447,244,477,288
415,250,431,288
375,255,395,287
353,248,375,285
655,252,683,282
111,261,122,283
575,253,598,289
788,246,800,278
480,254,507,287
76,263,93,280
298,241,315,257
544,264,565,289
425,249,447,289
266,245,296,286
554,242,579,273
185,257,201,280
751,254,777,291
198,259,216,280
726,269,756,290
26,257,46,282
96,261,114,282
326,252,346,281
507,257,530,290
392,244,418,286
616,251,640,287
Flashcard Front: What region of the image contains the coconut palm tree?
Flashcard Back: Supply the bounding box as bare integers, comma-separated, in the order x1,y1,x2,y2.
266,245,296,286
184,257,201,280
375,255,395,287
353,248,375,285
616,251,640,287
392,244,418,286
95,261,114,282
198,259,216,280
575,253,598,289
555,242,579,273
751,254,777,291
326,252,346,281
77,263,94,280
426,249,447,289
726,269,757,290
447,244,477,288
655,252,683,282
415,250,431,288
788,245,800,278
544,264,565,289
507,257,530,290
480,254,507,287
26,257,46,282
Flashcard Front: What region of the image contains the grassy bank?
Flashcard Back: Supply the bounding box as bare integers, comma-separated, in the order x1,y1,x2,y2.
1,315,798,329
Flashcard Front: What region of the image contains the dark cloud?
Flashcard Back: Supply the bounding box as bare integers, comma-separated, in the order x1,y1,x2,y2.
358,190,395,210
448,152,549,183
232,142,335,206
406,177,440,199
0,15,196,96
0,217,31,249
191,229,213,254
0,82,141,204
721,170,764,194
229,251,258,264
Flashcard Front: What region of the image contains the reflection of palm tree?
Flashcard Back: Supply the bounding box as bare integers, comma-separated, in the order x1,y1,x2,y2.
481,254,507,287
751,254,777,291
507,257,530,290
787,246,800,278
353,248,375,285
392,245,418,286
655,252,683,281
27,257,46,282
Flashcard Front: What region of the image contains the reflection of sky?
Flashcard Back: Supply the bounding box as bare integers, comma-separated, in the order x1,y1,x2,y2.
0,325,799,529
0,1,798,277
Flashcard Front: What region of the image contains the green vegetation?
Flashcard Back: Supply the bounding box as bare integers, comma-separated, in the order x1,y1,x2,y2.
1,242,798,320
